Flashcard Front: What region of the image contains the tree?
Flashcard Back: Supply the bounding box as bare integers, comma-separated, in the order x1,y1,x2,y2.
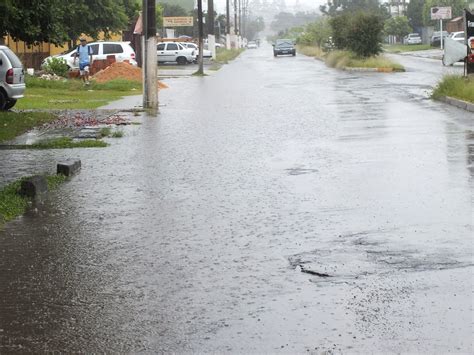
270,11,318,34
245,16,265,40
1,0,132,47
62,0,129,46
406,0,424,29
320,0,385,16
330,11,384,57
1,0,68,45
123,0,141,21
384,15,412,42
297,17,331,47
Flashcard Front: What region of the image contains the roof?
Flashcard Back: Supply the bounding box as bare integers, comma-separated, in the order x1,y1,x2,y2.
449,16,463,23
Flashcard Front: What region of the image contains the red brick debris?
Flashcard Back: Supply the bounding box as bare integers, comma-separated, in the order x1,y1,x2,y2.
41,112,130,130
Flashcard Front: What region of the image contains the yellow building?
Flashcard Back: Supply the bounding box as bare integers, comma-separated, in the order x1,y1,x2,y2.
2,32,122,69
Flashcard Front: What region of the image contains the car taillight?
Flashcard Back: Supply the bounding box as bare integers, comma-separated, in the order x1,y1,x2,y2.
6,68,14,84
131,53,135,59
192,50,195,56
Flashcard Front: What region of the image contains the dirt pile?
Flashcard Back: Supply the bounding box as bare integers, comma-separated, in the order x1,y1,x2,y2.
93,62,142,83
92,62,168,89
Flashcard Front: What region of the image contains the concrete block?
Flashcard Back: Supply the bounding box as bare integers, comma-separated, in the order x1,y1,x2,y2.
57,160,81,177
19,175,48,199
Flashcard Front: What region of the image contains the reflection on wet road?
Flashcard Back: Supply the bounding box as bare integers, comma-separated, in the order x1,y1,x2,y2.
0,45,473,353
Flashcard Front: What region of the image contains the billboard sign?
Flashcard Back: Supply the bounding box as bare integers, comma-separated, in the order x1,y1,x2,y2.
466,9,474,38
163,17,194,27
430,7,452,20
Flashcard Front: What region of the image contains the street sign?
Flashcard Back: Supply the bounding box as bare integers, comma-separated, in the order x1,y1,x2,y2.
163,17,194,27
430,7,452,20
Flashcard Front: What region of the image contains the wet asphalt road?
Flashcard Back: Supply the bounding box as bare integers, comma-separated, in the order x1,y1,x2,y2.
0,45,473,353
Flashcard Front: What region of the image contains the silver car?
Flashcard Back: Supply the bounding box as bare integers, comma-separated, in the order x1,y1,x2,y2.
0,45,25,110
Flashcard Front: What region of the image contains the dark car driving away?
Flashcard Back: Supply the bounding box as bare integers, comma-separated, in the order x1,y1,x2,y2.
273,39,295,57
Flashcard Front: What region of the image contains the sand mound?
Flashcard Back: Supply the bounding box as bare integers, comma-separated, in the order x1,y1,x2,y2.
93,62,142,83
92,62,168,89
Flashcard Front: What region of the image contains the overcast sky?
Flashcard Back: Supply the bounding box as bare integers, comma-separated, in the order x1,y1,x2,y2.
212,0,325,14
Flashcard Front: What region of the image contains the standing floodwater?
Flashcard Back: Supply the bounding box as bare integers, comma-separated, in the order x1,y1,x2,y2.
0,45,472,353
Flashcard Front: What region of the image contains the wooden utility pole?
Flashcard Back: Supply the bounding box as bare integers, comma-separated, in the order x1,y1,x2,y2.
226,0,230,35
197,0,204,75
238,0,242,39
208,0,215,36
234,0,238,35
142,0,157,109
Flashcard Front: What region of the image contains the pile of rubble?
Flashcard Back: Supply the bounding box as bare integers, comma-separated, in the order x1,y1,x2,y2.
40,111,130,130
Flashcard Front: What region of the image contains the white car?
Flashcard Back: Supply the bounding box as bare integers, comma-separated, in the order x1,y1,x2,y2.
157,42,195,65
404,33,422,45
247,41,257,49
180,42,212,60
42,41,137,70
449,31,465,44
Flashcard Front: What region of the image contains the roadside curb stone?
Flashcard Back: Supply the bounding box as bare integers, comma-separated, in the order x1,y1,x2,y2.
343,67,406,73
57,160,81,177
19,175,48,200
438,96,474,112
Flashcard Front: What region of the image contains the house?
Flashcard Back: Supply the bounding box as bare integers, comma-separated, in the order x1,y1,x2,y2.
447,17,463,33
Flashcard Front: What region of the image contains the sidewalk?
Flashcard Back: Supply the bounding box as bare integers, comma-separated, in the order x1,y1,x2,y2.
398,48,443,60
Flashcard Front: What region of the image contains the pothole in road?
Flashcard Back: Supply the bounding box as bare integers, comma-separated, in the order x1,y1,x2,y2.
285,167,318,176
288,233,473,282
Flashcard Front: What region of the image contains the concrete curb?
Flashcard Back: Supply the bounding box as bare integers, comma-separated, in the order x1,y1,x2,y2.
438,96,474,112
343,67,406,73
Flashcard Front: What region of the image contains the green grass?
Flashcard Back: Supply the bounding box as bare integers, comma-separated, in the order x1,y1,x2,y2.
16,77,142,110
0,174,67,226
326,50,404,71
46,174,67,189
0,179,28,225
296,45,326,59
0,111,58,143
29,137,108,149
99,127,112,137
1,137,108,149
111,130,124,138
383,44,432,53
432,75,474,103
216,48,245,64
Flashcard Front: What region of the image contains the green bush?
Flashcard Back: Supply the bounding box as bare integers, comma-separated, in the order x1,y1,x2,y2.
43,57,69,77
330,11,384,58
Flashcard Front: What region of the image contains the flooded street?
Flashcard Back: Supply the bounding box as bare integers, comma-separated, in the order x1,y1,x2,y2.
0,46,473,353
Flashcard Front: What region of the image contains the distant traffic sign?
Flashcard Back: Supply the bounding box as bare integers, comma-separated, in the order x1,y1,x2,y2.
430,7,452,20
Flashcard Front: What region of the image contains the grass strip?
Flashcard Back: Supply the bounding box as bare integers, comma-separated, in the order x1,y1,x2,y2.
46,174,67,189
0,179,28,225
0,137,108,149
30,137,108,149
432,75,474,103
0,174,67,226
383,44,432,53
296,45,326,59
297,46,404,71
0,111,58,143
16,77,142,110
326,50,404,71
216,48,245,64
